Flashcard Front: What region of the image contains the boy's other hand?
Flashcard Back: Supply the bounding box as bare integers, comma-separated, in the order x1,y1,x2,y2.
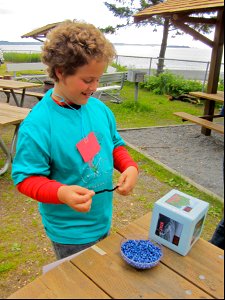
116,166,138,196
57,185,95,212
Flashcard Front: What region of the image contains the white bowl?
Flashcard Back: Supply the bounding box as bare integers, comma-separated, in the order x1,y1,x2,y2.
120,238,163,270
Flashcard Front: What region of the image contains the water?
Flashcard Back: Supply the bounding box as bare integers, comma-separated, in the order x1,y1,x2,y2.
115,44,213,62
0,43,213,61
114,44,223,74
0,44,42,52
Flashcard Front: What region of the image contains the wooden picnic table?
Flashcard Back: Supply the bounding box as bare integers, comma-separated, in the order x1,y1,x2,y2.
174,91,224,136
0,79,42,107
8,212,224,299
189,91,224,104
0,103,30,175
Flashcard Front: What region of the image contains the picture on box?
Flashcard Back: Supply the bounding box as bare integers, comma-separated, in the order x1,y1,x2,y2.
165,193,198,212
156,214,183,246
191,217,205,245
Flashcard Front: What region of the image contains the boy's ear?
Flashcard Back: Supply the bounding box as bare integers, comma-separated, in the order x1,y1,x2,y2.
55,67,63,80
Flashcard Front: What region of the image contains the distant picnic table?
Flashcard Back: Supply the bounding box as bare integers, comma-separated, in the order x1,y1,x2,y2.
174,91,224,136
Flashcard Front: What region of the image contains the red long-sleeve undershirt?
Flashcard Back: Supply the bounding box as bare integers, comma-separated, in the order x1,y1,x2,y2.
17,146,138,204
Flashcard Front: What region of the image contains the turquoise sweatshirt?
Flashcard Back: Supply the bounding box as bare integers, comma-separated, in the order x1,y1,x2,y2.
12,89,125,244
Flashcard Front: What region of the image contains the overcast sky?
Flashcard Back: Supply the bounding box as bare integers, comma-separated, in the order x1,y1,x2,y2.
0,0,214,48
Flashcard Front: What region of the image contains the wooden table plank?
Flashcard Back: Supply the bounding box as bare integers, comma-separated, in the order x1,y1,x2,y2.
0,115,25,126
7,277,57,299
189,92,224,103
174,112,224,134
0,79,42,90
72,234,212,299
8,261,110,299
118,213,224,299
6,213,223,299
0,103,30,113
0,79,42,106
0,104,29,175
0,103,30,126
188,91,224,136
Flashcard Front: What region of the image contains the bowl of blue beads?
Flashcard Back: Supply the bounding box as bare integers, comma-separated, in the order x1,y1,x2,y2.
120,238,163,270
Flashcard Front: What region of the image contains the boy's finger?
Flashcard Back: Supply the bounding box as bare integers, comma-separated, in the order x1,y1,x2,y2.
71,185,95,196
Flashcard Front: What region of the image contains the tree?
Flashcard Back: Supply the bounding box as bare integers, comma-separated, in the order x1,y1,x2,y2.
101,0,214,75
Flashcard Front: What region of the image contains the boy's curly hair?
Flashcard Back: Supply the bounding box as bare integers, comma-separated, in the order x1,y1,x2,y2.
41,20,116,81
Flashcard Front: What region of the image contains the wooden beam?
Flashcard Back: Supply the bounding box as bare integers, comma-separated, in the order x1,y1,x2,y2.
172,14,217,25
171,20,214,47
207,10,224,93
202,10,224,136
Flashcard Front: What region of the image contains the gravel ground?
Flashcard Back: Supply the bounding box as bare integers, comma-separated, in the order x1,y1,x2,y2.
1,91,224,199
119,125,224,200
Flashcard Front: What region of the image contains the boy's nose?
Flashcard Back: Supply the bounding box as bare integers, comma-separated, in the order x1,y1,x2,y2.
89,80,99,91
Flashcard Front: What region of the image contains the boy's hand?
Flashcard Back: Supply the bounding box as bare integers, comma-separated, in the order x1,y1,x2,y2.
57,185,95,212
116,166,138,196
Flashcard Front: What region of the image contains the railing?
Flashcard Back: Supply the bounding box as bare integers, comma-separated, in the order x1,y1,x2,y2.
2,50,224,91
115,55,224,91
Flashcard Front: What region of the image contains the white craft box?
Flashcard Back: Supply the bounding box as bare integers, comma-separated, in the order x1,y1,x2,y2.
149,189,209,256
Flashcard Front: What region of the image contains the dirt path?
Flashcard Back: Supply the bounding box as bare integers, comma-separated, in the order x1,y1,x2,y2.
120,125,224,200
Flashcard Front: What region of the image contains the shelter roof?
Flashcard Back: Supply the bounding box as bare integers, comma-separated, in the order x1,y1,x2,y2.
133,0,224,95
21,22,61,42
134,0,224,21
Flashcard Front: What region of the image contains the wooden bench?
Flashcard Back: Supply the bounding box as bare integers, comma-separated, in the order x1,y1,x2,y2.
0,103,31,174
95,72,127,103
6,62,48,83
1,71,127,104
0,88,44,102
174,112,224,134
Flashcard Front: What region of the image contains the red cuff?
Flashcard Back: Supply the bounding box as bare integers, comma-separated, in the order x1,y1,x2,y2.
17,176,64,204
113,146,138,173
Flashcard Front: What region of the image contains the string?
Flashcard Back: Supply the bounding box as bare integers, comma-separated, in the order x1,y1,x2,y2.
95,186,119,195
52,92,86,139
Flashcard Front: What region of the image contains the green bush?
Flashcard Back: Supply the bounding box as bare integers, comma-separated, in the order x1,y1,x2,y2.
3,52,41,63
140,71,203,97
111,62,128,72
218,78,224,91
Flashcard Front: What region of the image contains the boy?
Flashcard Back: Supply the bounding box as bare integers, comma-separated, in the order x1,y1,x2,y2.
12,20,138,259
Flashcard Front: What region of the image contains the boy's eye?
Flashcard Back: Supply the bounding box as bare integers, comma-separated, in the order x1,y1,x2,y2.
83,79,99,84
84,79,93,84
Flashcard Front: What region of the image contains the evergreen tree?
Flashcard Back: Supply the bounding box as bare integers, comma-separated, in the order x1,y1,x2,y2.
101,0,214,75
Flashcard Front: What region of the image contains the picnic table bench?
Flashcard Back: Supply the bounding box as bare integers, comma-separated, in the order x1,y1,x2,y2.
95,71,127,103
1,71,128,104
0,88,44,102
174,91,224,135
174,111,224,134
0,103,30,174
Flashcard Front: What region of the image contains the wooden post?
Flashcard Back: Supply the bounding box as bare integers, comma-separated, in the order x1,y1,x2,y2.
202,10,224,135
3,75,12,80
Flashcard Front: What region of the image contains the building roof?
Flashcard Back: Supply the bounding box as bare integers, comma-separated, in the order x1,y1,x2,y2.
21,22,62,41
134,0,224,22
133,0,224,94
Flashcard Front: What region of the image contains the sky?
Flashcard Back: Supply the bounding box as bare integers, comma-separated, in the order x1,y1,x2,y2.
0,0,215,49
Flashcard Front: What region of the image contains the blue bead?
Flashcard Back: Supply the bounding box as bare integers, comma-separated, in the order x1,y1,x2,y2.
121,239,162,269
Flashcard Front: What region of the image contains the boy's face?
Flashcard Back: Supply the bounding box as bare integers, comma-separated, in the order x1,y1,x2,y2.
55,59,107,105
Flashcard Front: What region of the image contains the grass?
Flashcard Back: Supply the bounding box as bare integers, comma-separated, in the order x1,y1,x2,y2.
106,82,215,128
0,75,224,298
129,147,223,215
2,52,41,63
